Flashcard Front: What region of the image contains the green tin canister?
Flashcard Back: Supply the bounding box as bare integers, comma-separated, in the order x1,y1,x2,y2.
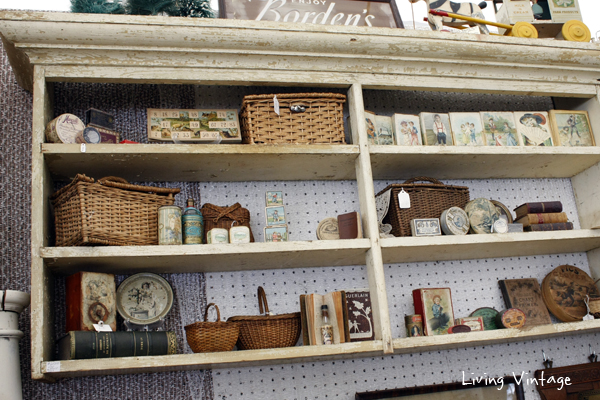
158,205,182,245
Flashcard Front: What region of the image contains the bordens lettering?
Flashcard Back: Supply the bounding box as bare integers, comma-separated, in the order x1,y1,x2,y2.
255,0,377,26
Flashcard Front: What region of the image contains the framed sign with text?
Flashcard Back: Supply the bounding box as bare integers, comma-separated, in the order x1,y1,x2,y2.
218,0,404,28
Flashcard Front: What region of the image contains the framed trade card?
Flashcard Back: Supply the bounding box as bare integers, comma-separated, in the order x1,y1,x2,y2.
419,112,453,146
393,114,422,146
364,110,378,145
266,191,283,206
415,288,455,336
374,115,394,145
480,111,520,146
549,110,595,147
449,112,486,146
514,111,553,146
265,206,286,226
264,226,288,242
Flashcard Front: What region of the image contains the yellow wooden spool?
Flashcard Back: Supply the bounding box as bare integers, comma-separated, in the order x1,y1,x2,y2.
561,20,591,42
510,22,538,39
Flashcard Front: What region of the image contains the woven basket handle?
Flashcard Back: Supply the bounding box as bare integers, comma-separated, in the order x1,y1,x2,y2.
98,176,181,196
214,203,242,223
257,286,270,315
98,176,129,185
403,176,443,185
203,303,220,322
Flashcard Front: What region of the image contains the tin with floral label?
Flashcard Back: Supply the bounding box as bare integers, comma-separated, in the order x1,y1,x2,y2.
158,206,182,245
405,314,423,337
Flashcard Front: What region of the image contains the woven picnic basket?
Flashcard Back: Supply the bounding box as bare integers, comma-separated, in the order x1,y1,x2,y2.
185,303,240,353
201,202,255,242
240,93,346,144
50,174,180,246
227,286,301,350
376,177,470,237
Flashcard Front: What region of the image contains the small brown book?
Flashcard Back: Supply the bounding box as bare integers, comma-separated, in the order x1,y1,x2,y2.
498,278,552,327
514,201,563,220
524,222,573,232
514,212,568,227
337,212,363,239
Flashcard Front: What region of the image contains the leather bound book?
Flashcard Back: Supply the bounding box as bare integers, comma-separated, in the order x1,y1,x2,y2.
498,278,552,327
345,289,375,342
523,222,573,232
337,212,363,239
514,212,568,227
58,331,177,360
514,202,563,220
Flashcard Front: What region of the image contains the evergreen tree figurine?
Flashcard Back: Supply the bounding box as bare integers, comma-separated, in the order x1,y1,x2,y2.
173,0,215,18
71,0,126,14
126,0,179,15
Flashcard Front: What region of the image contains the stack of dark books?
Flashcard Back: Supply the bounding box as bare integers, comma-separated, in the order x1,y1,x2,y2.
513,201,573,232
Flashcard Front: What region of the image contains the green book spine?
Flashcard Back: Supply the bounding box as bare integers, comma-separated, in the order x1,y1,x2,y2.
61,331,177,360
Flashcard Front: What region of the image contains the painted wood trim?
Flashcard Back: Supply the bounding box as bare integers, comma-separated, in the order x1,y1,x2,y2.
0,32,32,91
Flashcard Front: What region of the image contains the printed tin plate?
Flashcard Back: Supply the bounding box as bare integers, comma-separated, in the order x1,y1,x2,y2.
116,273,174,325
465,198,500,234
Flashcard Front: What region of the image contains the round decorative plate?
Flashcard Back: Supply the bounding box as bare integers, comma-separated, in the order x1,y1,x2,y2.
469,307,500,330
465,198,500,234
116,273,174,325
440,207,469,235
317,217,340,240
490,200,513,224
542,265,599,322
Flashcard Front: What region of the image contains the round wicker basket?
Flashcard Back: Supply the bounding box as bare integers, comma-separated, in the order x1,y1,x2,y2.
185,303,240,353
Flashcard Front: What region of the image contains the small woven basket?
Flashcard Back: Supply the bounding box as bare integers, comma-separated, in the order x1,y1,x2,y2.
240,93,346,145
201,203,254,243
228,287,301,350
185,303,240,353
51,174,180,246
376,177,470,237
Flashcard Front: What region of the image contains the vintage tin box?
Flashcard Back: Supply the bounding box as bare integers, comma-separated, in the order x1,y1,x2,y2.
85,108,115,130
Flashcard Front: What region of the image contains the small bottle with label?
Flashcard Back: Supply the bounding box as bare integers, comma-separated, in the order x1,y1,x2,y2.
320,305,333,345
182,198,204,245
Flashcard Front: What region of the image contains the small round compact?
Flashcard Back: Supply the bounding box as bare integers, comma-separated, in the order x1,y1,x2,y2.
116,273,174,326
440,207,470,235
83,126,102,144
317,217,340,240
492,218,508,234
465,198,500,234
496,308,526,329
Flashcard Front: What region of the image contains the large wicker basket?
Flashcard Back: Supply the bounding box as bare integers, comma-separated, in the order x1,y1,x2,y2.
185,303,240,353
201,202,254,243
228,287,301,350
376,177,470,237
240,93,346,145
51,174,180,246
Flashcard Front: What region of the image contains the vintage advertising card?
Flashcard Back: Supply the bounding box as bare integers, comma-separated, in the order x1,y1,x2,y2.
264,226,288,242
365,110,378,145
374,115,394,145
393,114,422,146
514,111,553,146
413,288,455,336
419,112,453,146
480,111,520,146
449,112,486,146
549,110,595,147
266,191,284,206
265,206,286,226
147,109,241,143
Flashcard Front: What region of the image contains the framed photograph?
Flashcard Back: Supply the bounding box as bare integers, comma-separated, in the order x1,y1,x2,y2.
355,375,525,400
449,112,485,146
413,288,455,336
265,206,286,226
264,226,288,242
266,191,283,206
480,111,520,146
549,110,595,147
374,115,394,145
419,112,453,146
514,111,553,146
392,114,422,146
365,110,378,145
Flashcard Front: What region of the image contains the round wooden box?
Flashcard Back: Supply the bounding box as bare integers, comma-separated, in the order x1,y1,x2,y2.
542,265,599,322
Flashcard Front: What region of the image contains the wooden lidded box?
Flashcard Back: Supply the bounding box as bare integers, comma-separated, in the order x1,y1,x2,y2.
66,272,117,332
240,93,346,144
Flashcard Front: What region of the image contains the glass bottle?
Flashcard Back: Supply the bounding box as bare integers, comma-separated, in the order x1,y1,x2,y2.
182,198,204,245
320,305,333,345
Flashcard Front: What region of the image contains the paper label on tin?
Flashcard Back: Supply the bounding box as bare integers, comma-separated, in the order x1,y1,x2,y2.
398,189,411,209
273,95,280,115
46,361,61,373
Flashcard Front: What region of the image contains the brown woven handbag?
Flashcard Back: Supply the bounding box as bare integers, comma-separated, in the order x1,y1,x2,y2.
376,176,470,237
201,202,254,242
227,286,301,350
185,303,240,353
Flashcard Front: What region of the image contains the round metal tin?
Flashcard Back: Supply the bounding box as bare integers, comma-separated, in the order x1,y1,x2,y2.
317,217,340,240
45,113,85,144
492,218,508,233
83,126,102,144
440,207,470,235
448,324,471,334
405,314,423,337
490,200,513,224
465,198,500,234
158,205,182,245
116,273,174,326
496,308,526,329
469,307,500,330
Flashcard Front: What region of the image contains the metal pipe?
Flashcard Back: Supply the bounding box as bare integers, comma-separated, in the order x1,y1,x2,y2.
0,290,30,400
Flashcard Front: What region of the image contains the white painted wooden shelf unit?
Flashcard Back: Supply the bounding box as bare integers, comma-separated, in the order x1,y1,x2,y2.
1,11,600,382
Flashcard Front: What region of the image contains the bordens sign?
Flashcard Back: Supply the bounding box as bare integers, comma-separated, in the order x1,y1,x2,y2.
218,0,402,28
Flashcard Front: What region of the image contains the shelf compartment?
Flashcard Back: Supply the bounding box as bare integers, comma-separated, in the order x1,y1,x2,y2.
381,230,600,264
41,239,371,275
393,319,600,354
41,340,383,378
370,146,600,179
42,144,360,182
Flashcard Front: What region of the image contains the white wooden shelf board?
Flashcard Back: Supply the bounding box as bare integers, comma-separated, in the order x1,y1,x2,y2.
370,146,600,179
40,340,384,378
41,239,371,275
42,144,359,182
381,230,600,264
393,319,600,354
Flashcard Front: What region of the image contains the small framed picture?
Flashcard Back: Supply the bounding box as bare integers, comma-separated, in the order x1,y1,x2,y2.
264,226,288,242
265,206,286,226
266,191,283,206
414,288,455,336
419,112,453,146
514,111,553,146
449,112,485,146
549,110,595,147
480,111,520,146
374,115,394,145
364,110,378,145
393,114,422,146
